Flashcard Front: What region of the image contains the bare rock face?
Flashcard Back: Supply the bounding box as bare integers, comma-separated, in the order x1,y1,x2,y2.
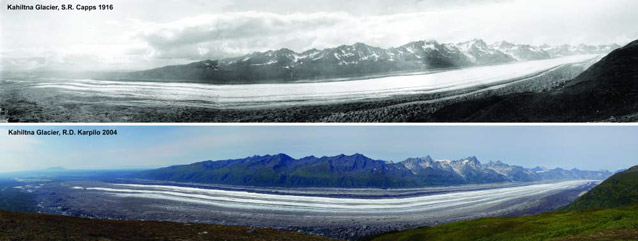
136,154,612,188
122,40,618,84
429,39,638,122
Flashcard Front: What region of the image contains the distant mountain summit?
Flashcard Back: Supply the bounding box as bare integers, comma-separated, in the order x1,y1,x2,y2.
492,41,550,60
121,40,618,84
369,166,638,241
565,165,638,210
135,154,612,188
428,38,638,121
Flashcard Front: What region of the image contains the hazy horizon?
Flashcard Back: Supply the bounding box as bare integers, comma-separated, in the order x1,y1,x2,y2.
0,39,626,74
1,126,637,173
1,153,625,174
2,0,637,71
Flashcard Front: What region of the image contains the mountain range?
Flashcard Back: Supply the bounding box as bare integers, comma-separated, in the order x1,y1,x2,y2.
135,154,612,188
121,40,619,84
426,39,638,122
370,165,638,241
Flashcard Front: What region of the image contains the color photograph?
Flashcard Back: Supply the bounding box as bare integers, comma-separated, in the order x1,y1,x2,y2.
1,126,637,240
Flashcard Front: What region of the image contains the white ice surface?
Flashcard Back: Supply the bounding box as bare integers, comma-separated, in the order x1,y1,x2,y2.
78,180,596,214
32,55,597,108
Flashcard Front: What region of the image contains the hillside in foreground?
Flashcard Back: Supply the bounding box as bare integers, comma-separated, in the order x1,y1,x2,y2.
366,206,638,241
565,166,638,210
427,39,638,122
367,165,638,241
0,209,336,241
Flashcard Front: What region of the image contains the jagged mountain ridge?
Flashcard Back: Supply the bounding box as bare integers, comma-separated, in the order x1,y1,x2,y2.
427,38,638,122
369,162,638,241
123,40,619,84
135,154,612,188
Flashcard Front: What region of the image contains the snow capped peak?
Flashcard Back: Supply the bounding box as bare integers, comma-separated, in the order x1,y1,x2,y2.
472,39,488,46
397,156,611,183
397,40,442,53
435,159,452,164
213,39,619,77
406,40,440,49
532,166,552,173
494,41,516,49
466,156,480,162
422,41,440,51
459,39,488,50
421,155,434,162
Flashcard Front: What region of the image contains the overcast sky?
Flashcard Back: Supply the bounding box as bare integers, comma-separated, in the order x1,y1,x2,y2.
1,126,637,172
1,0,637,71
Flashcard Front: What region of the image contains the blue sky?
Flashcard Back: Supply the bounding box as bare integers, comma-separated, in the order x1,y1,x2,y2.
1,126,637,172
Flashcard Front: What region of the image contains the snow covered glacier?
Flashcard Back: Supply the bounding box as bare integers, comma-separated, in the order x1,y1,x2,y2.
38,179,597,238
81,180,595,214
32,54,598,108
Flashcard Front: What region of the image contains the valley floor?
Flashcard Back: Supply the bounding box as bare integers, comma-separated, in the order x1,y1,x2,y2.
24,180,595,239
0,55,597,122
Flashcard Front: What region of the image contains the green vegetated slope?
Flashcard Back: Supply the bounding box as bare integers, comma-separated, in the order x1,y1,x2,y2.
367,166,638,241
0,210,337,241
565,166,638,210
367,206,638,241
136,154,610,188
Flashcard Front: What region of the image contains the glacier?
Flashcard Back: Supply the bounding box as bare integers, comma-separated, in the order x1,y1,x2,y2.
29,54,598,109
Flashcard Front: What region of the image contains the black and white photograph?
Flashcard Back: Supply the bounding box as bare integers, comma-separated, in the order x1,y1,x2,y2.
1,125,638,240
2,0,638,122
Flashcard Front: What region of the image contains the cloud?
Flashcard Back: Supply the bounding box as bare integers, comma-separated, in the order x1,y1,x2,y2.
138,12,353,59
1,44,163,71
3,0,638,71
135,0,638,62
220,0,505,15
